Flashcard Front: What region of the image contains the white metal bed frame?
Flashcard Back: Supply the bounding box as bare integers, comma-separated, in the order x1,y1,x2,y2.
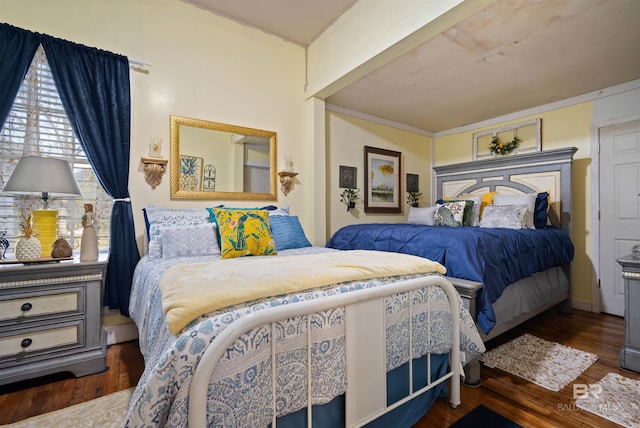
188,275,462,427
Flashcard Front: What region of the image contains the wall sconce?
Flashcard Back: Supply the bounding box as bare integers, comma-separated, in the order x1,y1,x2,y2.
2,156,82,257
141,157,168,189
141,137,167,189
277,157,298,196
277,170,298,196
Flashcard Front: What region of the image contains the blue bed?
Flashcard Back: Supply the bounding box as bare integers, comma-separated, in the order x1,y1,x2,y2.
326,224,574,335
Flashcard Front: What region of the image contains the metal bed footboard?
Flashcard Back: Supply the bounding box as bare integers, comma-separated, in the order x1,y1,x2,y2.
188,275,461,427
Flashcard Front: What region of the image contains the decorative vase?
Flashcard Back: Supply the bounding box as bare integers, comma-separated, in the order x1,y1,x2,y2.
15,236,41,260
347,202,356,211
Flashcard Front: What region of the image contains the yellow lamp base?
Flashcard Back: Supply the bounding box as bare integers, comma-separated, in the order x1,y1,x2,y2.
32,209,58,257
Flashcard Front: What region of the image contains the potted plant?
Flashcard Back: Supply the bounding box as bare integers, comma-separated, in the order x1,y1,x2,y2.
406,190,422,207
340,187,360,211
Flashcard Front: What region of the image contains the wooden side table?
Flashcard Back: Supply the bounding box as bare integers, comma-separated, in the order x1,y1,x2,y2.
617,255,640,373
0,253,108,385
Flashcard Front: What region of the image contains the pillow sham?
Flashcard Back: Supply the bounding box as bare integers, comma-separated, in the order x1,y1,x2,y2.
268,215,312,250
493,193,537,229
268,206,290,216
455,195,482,226
479,204,528,229
407,206,436,226
433,201,467,227
437,199,474,226
534,191,550,229
161,223,220,259
211,208,277,259
143,205,210,242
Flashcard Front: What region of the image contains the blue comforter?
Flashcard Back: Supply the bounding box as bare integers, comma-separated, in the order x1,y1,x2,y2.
326,224,574,334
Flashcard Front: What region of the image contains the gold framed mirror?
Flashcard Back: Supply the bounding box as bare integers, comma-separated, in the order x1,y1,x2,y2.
169,115,277,200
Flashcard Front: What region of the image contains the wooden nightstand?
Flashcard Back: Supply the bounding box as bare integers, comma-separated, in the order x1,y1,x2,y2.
617,255,640,373
0,253,108,385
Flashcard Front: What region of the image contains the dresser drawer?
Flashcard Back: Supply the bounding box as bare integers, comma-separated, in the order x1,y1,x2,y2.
0,320,82,360
0,288,83,322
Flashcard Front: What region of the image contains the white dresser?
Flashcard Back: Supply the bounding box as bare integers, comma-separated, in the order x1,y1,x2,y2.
617,255,640,373
0,254,108,385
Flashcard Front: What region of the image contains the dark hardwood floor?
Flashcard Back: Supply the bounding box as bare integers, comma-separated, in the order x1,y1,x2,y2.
0,340,144,425
0,309,636,427
417,308,639,427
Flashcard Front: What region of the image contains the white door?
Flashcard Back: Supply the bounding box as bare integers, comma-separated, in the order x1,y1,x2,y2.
600,120,640,316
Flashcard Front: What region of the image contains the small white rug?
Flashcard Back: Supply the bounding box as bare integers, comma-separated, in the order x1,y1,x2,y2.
575,372,640,428
0,387,133,428
478,333,599,391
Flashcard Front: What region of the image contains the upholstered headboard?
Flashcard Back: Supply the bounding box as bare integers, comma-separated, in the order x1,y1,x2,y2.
433,147,578,235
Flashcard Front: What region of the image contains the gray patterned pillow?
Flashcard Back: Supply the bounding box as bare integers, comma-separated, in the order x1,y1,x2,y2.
433,201,467,227
493,193,537,228
161,223,220,259
479,204,528,229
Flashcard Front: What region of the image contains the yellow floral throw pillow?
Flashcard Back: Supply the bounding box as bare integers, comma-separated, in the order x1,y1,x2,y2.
212,208,277,259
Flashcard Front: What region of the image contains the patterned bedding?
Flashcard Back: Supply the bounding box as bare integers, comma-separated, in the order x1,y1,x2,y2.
124,246,484,427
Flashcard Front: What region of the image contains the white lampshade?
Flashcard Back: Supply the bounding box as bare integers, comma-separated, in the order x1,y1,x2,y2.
3,156,82,258
2,156,82,203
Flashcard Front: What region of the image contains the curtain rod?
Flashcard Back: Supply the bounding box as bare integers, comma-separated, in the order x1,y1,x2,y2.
128,58,151,67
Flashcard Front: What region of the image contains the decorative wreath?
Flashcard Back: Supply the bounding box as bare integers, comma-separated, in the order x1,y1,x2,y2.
489,135,520,156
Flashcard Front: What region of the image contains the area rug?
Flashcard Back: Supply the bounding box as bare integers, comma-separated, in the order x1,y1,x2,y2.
575,372,640,428
478,333,598,392
0,387,133,428
449,404,523,428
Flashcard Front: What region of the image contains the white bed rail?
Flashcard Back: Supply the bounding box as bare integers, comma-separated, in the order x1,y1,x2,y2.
188,275,461,427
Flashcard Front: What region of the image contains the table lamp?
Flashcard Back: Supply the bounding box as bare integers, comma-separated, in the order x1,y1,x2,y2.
2,156,82,257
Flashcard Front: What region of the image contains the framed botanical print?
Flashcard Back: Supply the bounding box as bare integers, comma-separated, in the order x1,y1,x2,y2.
179,155,203,191
364,146,402,213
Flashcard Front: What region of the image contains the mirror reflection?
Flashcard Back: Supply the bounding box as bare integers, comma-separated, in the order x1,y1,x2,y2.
169,115,277,200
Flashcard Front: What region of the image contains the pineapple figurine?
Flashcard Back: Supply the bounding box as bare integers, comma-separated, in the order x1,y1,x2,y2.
15,214,42,260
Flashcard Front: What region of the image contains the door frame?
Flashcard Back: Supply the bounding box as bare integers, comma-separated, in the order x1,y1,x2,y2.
591,114,640,313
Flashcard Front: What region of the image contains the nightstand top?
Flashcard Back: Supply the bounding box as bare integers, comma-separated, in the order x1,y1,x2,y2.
0,252,109,283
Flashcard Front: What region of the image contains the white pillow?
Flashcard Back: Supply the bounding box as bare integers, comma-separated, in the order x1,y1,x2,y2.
407,206,436,225
493,193,537,229
161,223,220,259
479,205,528,229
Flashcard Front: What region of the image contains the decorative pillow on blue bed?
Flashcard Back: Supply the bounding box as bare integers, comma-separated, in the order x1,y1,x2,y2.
534,191,549,229
433,201,467,227
437,199,474,226
143,205,210,241
479,204,528,229
493,193,537,228
268,215,312,250
407,206,436,225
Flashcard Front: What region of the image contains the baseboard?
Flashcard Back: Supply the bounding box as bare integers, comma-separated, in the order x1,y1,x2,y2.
103,307,138,345
571,299,593,312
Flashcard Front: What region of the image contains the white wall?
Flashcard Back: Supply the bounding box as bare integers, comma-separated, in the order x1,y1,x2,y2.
3,0,308,252
326,111,430,238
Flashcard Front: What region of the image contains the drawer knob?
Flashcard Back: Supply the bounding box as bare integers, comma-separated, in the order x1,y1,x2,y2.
21,302,33,312
21,338,32,348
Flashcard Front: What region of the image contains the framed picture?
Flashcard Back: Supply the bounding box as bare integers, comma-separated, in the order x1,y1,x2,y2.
364,146,402,213
179,155,203,191
406,173,419,193
339,165,357,188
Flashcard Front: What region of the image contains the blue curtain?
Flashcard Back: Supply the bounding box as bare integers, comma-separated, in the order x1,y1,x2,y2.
0,23,39,128
41,35,139,316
